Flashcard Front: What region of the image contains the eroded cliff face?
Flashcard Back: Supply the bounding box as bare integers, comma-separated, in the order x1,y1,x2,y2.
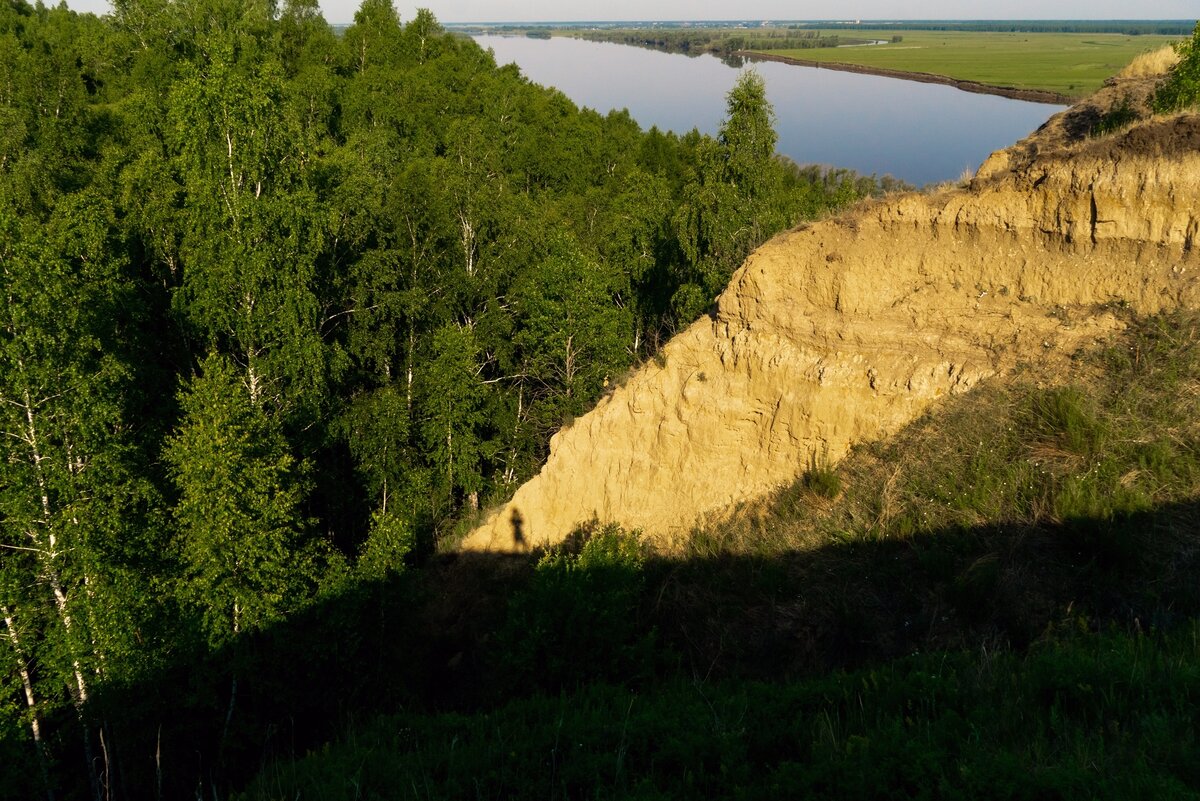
463,112,1200,552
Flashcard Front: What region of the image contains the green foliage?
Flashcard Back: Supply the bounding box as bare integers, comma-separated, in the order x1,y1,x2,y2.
338,385,411,501
510,234,635,439
496,525,655,691
720,70,778,196
1090,96,1140,136
1153,21,1200,113
242,625,1200,800
421,324,487,506
674,71,789,304
356,508,415,580
165,352,321,644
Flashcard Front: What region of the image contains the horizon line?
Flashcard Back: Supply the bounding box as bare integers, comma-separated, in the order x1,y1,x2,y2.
433,17,1194,24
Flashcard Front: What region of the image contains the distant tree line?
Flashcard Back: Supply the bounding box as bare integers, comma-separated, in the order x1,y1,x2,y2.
576,27,853,56
806,20,1195,36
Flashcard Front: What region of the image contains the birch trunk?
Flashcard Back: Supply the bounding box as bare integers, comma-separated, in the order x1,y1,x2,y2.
14,367,102,801
2,606,55,801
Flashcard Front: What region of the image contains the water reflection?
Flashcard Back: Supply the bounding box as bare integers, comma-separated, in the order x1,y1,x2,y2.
475,35,1064,186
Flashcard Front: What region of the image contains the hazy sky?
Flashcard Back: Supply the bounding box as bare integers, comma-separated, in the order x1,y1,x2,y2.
61,1,1199,25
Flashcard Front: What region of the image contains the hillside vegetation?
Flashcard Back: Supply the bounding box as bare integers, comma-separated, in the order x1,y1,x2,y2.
0,1,887,799
241,30,1200,801
241,309,1200,801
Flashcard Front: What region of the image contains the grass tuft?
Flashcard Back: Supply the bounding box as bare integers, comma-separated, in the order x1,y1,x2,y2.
802,451,842,499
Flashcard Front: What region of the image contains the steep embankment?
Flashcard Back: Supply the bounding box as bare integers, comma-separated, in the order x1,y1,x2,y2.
464,109,1200,552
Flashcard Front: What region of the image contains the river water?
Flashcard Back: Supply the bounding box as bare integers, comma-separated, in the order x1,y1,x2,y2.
475,35,1066,186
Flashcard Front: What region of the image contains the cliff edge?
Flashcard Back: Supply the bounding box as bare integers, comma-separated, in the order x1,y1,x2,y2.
463,98,1200,552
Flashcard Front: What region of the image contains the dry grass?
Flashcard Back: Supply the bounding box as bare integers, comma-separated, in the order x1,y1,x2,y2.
1117,46,1180,79
644,311,1200,680
919,166,976,194
684,309,1200,563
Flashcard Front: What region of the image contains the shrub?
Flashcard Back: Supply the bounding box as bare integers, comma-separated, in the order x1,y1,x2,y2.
1152,21,1200,113
356,509,415,579
1090,97,1140,137
493,525,657,692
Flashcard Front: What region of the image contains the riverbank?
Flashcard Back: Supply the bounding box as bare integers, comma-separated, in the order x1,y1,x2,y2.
476,33,1063,185
740,51,1073,104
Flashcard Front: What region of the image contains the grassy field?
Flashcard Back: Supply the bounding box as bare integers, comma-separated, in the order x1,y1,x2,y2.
762,30,1182,96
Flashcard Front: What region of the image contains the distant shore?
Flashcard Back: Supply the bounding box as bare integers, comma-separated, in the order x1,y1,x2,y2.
738,51,1074,105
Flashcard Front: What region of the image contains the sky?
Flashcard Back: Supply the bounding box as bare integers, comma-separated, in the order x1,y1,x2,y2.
61,1,1199,25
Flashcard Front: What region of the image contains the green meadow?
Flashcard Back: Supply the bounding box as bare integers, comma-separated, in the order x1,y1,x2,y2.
765,30,1182,96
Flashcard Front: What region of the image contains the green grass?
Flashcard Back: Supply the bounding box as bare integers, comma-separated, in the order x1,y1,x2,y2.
240,312,1200,799
760,30,1183,97
242,626,1200,800
802,451,842,499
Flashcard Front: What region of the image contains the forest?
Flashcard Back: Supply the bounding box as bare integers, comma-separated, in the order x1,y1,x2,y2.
572,27,854,57
0,1,891,798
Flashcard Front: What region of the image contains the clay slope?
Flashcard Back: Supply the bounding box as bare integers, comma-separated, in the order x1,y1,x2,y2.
463,113,1200,552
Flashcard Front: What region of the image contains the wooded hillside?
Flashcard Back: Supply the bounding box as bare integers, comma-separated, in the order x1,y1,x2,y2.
0,1,888,797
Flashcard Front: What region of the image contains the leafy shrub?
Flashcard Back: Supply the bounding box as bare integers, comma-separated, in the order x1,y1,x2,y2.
356,508,415,579
494,525,657,692
1152,21,1200,112
1090,97,1140,136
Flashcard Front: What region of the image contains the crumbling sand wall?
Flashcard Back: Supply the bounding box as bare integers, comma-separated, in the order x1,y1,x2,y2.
463,115,1200,551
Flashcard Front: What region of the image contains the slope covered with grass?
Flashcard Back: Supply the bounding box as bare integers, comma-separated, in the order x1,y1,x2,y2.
239,311,1200,799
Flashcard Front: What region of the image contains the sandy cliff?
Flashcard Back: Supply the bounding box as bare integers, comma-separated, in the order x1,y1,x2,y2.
462,107,1200,552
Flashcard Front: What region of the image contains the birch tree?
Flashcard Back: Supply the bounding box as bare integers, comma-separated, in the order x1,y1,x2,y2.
0,192,151,801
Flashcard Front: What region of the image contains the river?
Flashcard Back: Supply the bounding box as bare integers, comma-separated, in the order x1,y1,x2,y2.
474,35,1066,186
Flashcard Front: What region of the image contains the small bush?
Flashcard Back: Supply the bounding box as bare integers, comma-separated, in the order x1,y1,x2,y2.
493,525,657,692
1090,97,1140,137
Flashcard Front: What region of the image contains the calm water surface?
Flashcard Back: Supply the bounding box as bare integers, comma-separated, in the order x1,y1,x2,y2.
475,35,1066,186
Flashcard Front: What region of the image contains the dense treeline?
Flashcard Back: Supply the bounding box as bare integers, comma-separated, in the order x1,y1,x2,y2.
576,27,852,56
808,20,1197,36
0,0,883,798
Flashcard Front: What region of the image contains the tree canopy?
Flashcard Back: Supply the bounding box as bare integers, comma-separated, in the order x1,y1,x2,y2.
0,2,890,798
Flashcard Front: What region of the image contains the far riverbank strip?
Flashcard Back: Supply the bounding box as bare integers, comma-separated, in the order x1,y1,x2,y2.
738,51,1073,105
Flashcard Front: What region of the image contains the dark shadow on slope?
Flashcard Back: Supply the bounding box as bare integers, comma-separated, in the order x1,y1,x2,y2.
18,496,1200,801
647,501,1200,682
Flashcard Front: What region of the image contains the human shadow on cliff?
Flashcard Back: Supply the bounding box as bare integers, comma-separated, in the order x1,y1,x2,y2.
20,495,1200,801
